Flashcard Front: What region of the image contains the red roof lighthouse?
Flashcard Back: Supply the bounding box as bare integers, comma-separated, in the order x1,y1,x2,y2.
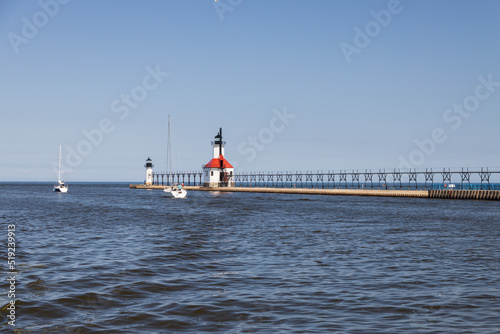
203,128,235,187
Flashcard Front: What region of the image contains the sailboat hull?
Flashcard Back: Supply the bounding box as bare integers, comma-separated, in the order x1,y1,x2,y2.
163,187,187,198
53,186,68,193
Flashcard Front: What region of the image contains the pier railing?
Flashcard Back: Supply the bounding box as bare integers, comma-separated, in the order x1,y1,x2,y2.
151,168,500,190
151,171,204,186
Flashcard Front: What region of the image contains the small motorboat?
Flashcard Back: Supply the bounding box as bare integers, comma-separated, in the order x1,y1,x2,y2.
164,184,187,198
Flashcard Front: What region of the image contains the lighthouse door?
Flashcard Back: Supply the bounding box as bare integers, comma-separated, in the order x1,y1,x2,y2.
219,171,228,187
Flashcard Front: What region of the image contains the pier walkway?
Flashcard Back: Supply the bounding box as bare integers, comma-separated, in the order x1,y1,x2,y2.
129,184,500,200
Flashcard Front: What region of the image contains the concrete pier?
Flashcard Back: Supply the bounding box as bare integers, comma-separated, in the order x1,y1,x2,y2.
429,189,500,201
130,184,428,198
130,184,500,200
190,187,429,198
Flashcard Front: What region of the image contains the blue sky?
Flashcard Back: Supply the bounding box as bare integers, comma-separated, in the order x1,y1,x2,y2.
1,0,499,182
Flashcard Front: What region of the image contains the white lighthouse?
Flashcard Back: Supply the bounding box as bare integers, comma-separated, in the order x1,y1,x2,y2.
145,157,154,185
203,128,234,188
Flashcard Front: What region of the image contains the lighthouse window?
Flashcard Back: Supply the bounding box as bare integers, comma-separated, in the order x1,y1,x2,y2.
211,171,214,176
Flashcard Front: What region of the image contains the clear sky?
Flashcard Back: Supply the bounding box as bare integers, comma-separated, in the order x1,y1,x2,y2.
1,0,499,182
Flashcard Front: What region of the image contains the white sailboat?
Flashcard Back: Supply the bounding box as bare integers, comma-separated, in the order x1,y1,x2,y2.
53,145,68,193
163,116,187,198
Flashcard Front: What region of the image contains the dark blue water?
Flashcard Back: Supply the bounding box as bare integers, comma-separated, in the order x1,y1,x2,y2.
1,183,499,333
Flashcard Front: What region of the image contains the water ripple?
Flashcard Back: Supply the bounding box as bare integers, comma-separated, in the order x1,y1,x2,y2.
1,183,499,332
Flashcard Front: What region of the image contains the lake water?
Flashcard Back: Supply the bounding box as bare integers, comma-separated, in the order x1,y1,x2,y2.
1,183,499,333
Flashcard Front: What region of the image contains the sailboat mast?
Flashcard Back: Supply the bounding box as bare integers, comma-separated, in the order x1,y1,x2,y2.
58,144,62,182
168,115,172,185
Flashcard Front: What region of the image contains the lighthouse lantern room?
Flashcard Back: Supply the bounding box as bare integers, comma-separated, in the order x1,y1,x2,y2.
203,128,234,188
145,157,154,185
